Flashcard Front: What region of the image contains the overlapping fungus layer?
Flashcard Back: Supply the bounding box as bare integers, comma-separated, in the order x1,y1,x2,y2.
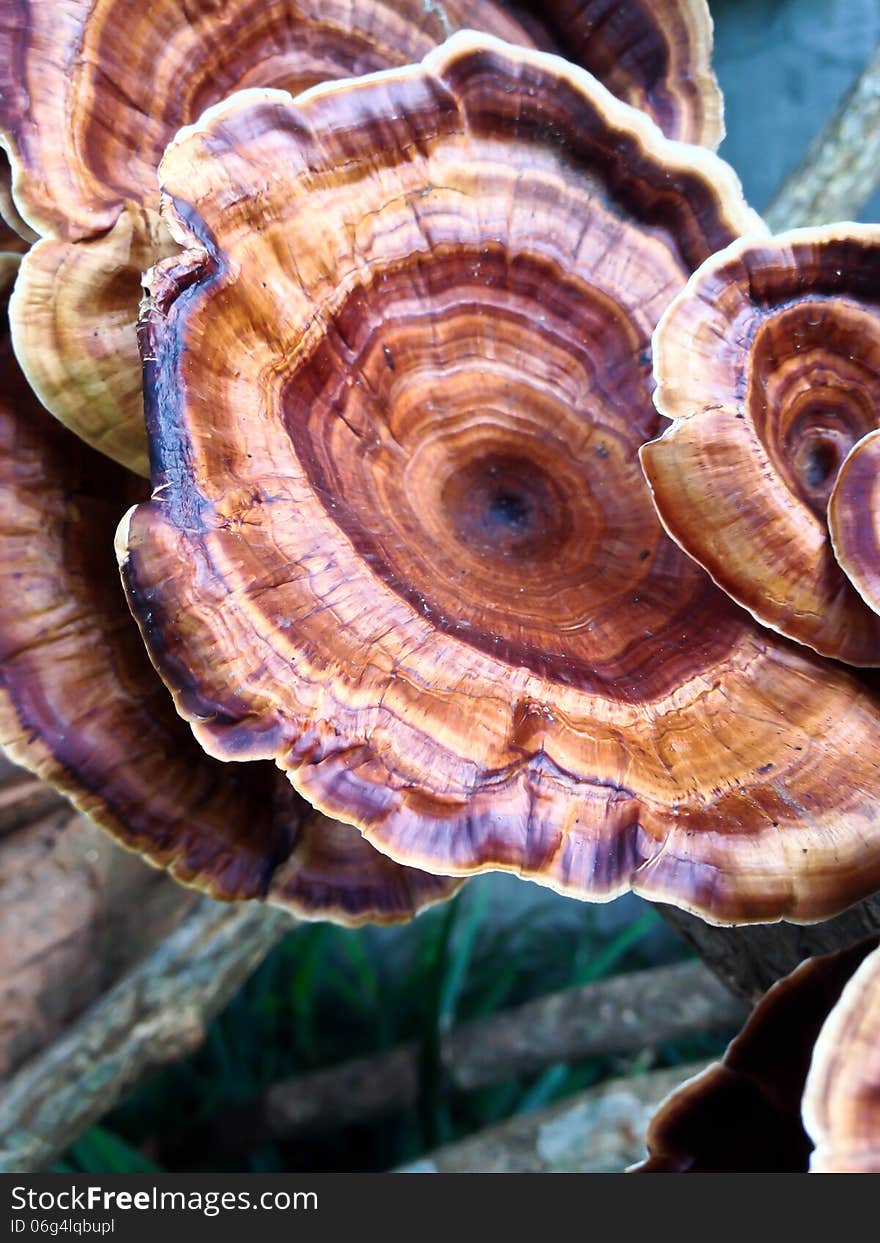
0,0,534,474
0,256,458,922
520,0,722,147
117,35,880,923
829,428,880,617
804,941,880,1172
0,0,720,476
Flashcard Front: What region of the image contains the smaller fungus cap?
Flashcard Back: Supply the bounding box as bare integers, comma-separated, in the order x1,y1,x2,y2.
633,937,879,1173
0,0,531,241
827,428,880,617
803,940,880,1172
118,33,880,924
0,258,459,924
642,224,880,666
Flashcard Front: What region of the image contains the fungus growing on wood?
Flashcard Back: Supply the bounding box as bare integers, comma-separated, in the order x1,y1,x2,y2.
828,428,880,617
642,224,880,665
118,33,880,923
632,938,879,1172
803,940,880,1172
0,258,459,924
1,0,722,476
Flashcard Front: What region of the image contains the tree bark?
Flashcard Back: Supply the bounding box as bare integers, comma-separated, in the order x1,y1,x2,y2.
0,759,198,1075
658,900,880,1004
0,897,295,1173
764,45,880,232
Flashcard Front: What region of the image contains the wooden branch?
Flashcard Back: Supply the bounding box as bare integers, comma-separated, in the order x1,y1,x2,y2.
658,899,880,1004
262,959,745,1140
0,770,65,835
395,1060,712,1173
764,45,880,231
0,897,295,1173
0,760,198,1075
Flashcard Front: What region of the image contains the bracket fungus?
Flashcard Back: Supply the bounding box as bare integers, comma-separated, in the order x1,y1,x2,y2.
0,259,460,924
803,939,880,1172
116,33,880,924
633,937,880,1173
828,428,880,617
642,225,880,665
0,0,719,478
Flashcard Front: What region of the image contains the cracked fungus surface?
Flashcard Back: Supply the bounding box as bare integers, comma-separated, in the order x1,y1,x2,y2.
119,34,880,923
0,256,459,924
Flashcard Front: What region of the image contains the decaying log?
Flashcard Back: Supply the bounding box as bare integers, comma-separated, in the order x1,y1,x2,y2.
263,959,745,1139
764,45,880,231
0,896,295,1173
658,900,880,1005
396,1060,712,1173
0,758,197,1076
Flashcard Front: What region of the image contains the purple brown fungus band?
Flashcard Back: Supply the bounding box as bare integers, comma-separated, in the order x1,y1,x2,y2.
115,32,880,926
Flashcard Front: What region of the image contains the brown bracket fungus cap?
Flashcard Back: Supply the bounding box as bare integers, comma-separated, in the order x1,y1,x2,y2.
828,428,880,617
642,225,880,666
803,940,880,1172
1,0,534,476
120,34,880,924
0,262,460,925
633,937,879,1173
515,0,723,148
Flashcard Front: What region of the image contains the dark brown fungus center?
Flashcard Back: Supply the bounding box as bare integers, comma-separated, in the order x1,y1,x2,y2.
443,453,570,562
749,307,880,518
278,245,690,691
